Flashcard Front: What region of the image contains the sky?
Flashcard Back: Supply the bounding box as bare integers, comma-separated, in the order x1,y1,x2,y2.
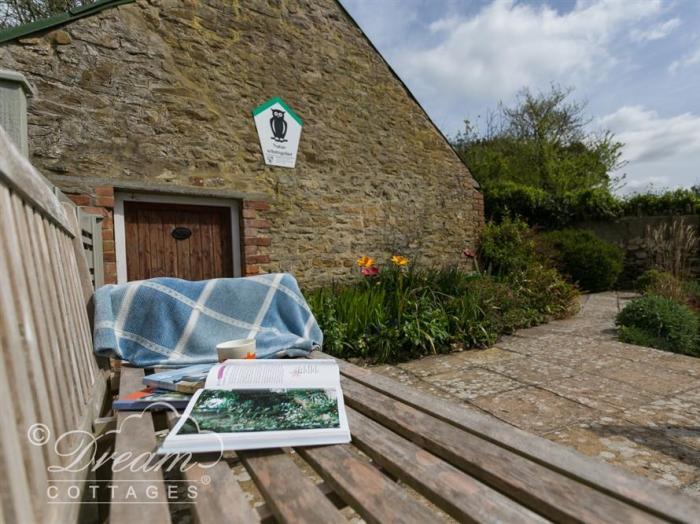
340,0,700,194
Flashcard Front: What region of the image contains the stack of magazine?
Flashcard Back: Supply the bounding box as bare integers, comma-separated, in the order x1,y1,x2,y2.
114,364,212,411
159,359,351,453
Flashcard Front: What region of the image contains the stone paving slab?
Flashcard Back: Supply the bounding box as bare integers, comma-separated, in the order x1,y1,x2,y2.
371,291,700,496
470,385,600,434
395,347,522,377
545,417,700,490
591,359,699,396
619,391,700,451
370,364,456,400
539,374,654,414
650,353,700,378
396,352,473,378
481,356,577,385
422,367,524,401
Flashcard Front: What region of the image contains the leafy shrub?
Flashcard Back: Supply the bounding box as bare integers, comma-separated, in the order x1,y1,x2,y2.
479,217,538,276
543,229,623,291
616,295,699,356
683,279,700,311
506,265,580,321
623,189,700,216
306,265,453,363
484,183,700,230
307,261,579,364
484,182,623,229
635,269,700,311
635,269,686,302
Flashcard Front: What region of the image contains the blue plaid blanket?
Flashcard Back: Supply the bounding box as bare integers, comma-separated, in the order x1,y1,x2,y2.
93,273,323,367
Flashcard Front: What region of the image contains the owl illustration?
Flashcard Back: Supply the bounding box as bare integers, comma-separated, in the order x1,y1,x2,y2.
270,109,288,142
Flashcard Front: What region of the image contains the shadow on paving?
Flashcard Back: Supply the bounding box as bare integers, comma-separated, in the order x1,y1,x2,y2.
590,423,700,470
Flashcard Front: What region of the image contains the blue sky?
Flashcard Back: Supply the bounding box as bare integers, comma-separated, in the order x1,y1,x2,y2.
340,0,700,193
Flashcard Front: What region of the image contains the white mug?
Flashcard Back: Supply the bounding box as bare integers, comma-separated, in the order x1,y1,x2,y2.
216,338,256,361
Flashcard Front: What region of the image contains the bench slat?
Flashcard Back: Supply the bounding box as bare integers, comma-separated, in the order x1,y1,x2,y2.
163,412,261,524
346,407,549,524
56,220,97,394
187,460,261,524
342,377,664,524
45,223,87,408
297,443,436,524
332,355,700,523
0,253,37,523
111,367,172,524
0,189,52,520
0,127,73,233
10,194,65,441
238,449,347,524
30,209,82,427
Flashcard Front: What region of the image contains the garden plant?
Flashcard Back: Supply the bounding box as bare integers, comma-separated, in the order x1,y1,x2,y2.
617,268,700,357
307,223,579,364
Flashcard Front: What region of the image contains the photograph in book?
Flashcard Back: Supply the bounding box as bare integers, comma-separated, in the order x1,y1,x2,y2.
158,359,351,453
177,388,340,434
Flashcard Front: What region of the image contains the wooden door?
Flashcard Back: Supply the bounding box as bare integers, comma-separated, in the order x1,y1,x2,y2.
124,201,234,281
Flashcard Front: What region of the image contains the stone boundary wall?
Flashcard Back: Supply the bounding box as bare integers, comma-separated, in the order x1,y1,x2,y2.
575,215,700,284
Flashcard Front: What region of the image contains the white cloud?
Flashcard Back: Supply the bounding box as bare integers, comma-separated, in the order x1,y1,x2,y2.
396,0,663,101
629,18,680,42
669,44,700,73
600,106,700,163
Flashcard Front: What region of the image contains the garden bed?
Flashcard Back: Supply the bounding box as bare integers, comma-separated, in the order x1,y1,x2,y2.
307,255,579,364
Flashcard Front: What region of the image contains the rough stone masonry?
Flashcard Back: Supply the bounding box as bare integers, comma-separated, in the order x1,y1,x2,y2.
0,0,483,286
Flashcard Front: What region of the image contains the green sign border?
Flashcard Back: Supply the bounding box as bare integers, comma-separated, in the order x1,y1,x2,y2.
252,97,303,126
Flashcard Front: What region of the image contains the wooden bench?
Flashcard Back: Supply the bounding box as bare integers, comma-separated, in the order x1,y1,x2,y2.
3,125,700,523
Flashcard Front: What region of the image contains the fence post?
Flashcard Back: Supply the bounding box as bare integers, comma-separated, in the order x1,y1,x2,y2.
0,70,36,157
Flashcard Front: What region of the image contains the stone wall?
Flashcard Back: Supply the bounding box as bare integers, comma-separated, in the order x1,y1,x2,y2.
0,0,482,287
576,215,700,284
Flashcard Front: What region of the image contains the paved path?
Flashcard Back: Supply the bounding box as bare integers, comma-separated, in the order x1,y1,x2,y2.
372,292,700,496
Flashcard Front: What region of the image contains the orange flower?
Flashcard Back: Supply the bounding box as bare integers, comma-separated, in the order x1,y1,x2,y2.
245,352,256,359
391,255,409,266
356,255,375,268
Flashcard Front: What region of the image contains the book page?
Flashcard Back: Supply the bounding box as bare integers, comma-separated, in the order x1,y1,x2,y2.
162,359,351,453
204,359,339,389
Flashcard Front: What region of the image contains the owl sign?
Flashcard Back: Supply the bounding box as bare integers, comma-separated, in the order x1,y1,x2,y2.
252,97,303,168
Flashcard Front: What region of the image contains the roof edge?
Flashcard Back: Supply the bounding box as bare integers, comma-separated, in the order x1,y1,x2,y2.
0,0,134,45
1,0,478,190
333,1,479,189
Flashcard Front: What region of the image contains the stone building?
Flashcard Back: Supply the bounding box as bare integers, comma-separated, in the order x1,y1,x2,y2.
0,0,483,287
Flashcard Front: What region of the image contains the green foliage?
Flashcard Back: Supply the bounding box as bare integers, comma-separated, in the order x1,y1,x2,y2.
306,267,453,363
624,189,700,216
636,269,686,302
543,229,623,291
307,263,579,364
635,269,700,311
506,265,580,320
453,86,700,227
479,217,538,276
454,86,624,195
180,389,340,433
483,184,700,229
484,182,623,228
1,0,94,29
616,295,699,356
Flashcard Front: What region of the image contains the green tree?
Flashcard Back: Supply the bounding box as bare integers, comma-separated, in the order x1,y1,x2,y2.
454,85,625,195
0,0,92,29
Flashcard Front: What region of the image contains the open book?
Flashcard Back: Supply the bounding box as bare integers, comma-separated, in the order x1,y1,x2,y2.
159,359,351,453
